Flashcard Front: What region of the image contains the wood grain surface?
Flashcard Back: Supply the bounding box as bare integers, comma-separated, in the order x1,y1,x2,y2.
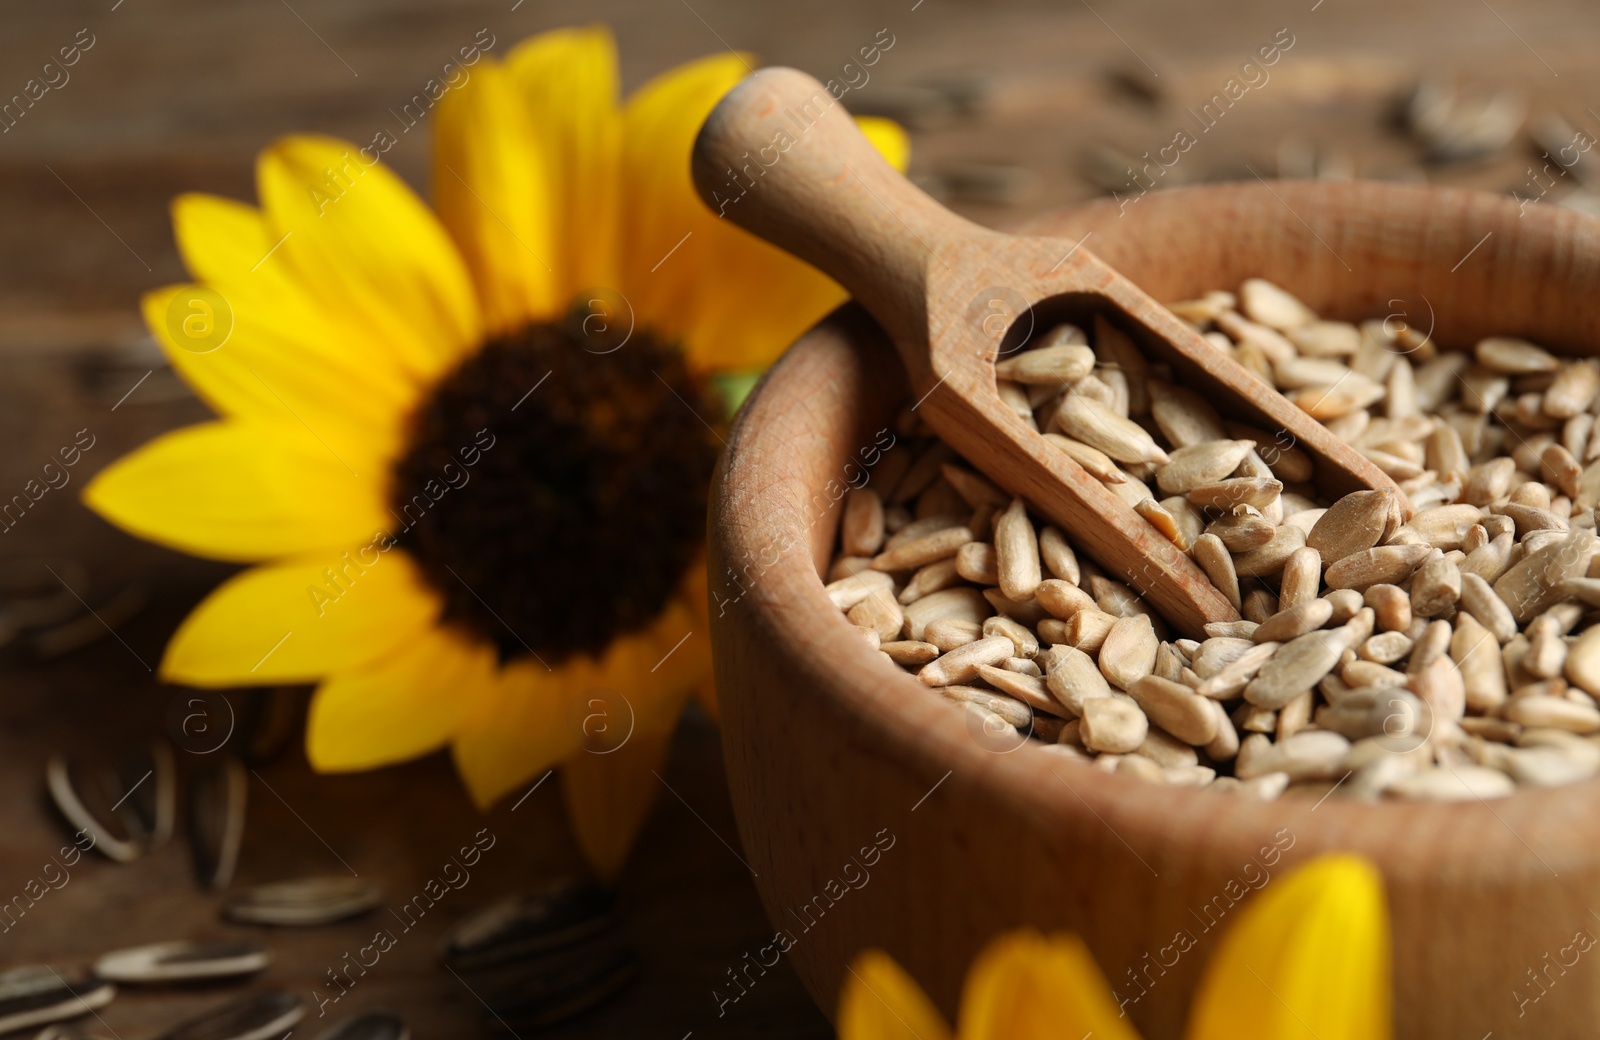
2,0,1600,1035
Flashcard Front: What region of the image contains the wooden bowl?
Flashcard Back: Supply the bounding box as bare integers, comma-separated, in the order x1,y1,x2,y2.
708,181,1600,1040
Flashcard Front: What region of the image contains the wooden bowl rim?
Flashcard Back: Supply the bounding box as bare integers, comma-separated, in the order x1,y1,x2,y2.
717,179,1600,880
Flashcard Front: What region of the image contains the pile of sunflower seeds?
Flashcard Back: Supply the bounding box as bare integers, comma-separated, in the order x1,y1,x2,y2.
831,278,1600,802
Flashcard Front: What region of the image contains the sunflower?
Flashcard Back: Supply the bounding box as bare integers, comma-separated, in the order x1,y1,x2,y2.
83,27,907,875
837,854,1391,1040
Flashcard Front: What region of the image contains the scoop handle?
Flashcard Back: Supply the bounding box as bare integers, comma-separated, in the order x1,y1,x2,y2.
691,67,980,348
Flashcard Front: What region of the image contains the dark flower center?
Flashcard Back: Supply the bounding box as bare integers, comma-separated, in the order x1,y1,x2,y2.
392,305,719,663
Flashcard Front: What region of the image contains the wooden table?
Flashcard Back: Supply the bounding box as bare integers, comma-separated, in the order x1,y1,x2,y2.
2,0,1599,1034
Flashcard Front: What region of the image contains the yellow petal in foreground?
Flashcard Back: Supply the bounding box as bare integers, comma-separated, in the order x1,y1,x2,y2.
837,949,954,1040
143,285,409,468
165,193,421,434
161,550,440,687
306,625,495,771
452,657,584,810
1186,854,1391,1040
433,60,559,335
958,931,1143,1040
562,726,674,880
617,52,750,347
170,193,299,292
505,25,621,304
557,599,702,876
256,134,481,384
83,421,389,564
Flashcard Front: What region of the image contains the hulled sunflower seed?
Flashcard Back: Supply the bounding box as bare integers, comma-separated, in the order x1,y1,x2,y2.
1149,382,1229,448
1126,676,1218,744
1503,696,1600,734
1053,395,1169,465
919,636,1014,687
1079,697,1148,753
1244,629,1349,709
1097,615,1158,690
1043,434,1129,483
994,344,1096,384
1204,510,1276,552
1410,554,1462,616
1278,547,1322,610
1239,278,1318,330
942,686,1032,729
841,488,886,556
1185,477,1282,512
871,526,973,571
975,665,1059,716
1155,440,1256,495
1036,526,1080,584
994,498,1042,601
825,569,893,611
1253,599,1333,643
848,587,904,642
1231,524,1307,579
1388,765,1514,801
1236,729,1350,781
1323,544,1431,591
902,587,988,642
881,640,939,666
1043,645,1112,715
1305,489,1396,564
1476,336,1559,375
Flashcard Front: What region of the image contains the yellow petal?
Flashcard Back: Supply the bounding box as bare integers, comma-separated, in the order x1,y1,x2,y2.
145,285,410,467
856,115,911,173
256,135,481,383
171,193,293,289
432,60,559,335
555,601,704,877
958,931,1143,1040
161,549,440,687
306,624,494,771
163,192,421,448
505,26,622,304
562,726,672,880
83,421,387,563
836,949,953,1040
618,53,751,349
1186,854,1391,1040
452,656,583,809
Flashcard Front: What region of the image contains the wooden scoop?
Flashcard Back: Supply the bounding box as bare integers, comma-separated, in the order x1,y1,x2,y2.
691,67,1400,638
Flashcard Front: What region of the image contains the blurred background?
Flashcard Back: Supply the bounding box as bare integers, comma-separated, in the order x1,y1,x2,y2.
1,0,1597,1035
